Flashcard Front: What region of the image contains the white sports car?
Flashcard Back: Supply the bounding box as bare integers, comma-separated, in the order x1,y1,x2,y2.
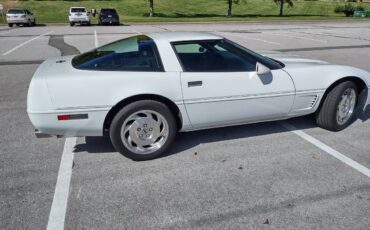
27,32,370,160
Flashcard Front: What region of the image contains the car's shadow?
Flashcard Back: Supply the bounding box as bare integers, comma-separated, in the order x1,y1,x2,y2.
74,105,370,158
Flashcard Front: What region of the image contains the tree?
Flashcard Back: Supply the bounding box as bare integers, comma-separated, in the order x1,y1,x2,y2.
146,0,154,17
226,0,245,17
274,0,294,17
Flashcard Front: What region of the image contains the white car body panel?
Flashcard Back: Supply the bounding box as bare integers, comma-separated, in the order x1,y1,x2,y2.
6,9,35,24
27,32,370,137
68,7,90,23
180,70,295,128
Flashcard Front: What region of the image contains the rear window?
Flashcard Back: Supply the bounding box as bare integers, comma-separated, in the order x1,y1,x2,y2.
72,35,164,72
100,9,117,14
7,9,25,14
71,8,86,13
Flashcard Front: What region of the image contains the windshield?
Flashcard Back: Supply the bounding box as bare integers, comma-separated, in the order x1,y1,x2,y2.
7,9,25,14
71,8,86,13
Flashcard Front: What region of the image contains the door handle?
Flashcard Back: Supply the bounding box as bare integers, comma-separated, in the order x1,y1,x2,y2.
188,81,203,87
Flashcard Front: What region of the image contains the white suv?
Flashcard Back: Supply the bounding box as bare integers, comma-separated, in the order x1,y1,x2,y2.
69,7,91,26
6,8,36,27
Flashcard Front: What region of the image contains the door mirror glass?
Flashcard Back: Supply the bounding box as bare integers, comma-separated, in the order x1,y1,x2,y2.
256,62,271,75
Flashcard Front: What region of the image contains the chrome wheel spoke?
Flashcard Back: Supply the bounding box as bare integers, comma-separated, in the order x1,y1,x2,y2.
336,88,356,125
120,109,169,155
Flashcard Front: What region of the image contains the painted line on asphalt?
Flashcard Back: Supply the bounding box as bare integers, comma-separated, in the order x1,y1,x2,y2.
0,30,11,35
131,28,142,34
280,121,370,178
47,137,77,230
2,31,53,56
94,29,99,48
0,60,43,65
223,32,281,45
267,32,327,43
277,44,370,52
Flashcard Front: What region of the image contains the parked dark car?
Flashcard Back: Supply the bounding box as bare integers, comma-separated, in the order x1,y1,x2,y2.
98,8,120,25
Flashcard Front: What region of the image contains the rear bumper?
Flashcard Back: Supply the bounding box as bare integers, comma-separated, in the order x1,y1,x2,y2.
69,17,90,23
7,19,28,24
28,109,109,137
100,18,119,24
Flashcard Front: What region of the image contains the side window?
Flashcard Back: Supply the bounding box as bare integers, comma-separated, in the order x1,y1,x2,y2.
72,35,164,72
173,40,257,72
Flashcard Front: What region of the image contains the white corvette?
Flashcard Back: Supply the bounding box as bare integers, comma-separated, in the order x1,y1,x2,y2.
27,32,370,160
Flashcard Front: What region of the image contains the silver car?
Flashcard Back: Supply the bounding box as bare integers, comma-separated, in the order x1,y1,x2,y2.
6,8,36,27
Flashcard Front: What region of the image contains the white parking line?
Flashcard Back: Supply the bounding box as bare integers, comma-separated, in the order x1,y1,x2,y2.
0,30,11,35
94,30,99,48
280,122,370,178
47,137,77,230
131,28,142,34
267,32,328,43
2,31,53,56
222,32,281,45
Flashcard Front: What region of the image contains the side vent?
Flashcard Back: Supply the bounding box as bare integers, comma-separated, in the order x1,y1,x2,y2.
309,95,319,108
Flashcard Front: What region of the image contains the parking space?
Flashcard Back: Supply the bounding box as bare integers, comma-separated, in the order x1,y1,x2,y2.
1,21,370,229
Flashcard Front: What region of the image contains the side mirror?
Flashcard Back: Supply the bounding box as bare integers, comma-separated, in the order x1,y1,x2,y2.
256,62,271,75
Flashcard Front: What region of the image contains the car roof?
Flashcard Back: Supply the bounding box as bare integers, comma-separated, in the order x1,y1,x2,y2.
70,7,86,9
148,32,223,43
8,8,26,10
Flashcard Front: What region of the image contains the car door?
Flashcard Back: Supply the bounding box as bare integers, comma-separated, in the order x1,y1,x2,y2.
173,40,295,129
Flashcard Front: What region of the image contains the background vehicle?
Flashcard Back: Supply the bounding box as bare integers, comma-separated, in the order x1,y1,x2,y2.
6,8,36,27
98,8,120,25
27,32,370,161
68,7,90,26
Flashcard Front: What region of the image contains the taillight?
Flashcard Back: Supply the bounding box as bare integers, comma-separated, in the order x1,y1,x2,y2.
58,114,88,121
57,115,70,121
21,15,26,18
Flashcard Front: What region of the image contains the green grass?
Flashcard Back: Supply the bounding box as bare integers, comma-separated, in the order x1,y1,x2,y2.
0,0,370,24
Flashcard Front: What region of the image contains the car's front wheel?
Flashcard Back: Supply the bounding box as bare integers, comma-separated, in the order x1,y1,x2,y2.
109,100,177,161
316,81,358,131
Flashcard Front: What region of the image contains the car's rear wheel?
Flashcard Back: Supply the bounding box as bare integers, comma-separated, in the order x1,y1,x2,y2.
8,23,13,27
70,22,74,27
109,100,177,161
316,81,358,131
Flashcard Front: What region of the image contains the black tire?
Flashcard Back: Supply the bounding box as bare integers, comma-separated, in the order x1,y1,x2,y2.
109,100,177,161
8,23,13,27
316,81,358,131
32,19,36,26
70,22,74,27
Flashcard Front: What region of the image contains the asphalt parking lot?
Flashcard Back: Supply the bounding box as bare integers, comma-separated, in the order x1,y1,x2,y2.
1,21,370,229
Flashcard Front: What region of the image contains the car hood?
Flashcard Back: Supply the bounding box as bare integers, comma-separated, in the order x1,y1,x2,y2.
260,51,330,68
